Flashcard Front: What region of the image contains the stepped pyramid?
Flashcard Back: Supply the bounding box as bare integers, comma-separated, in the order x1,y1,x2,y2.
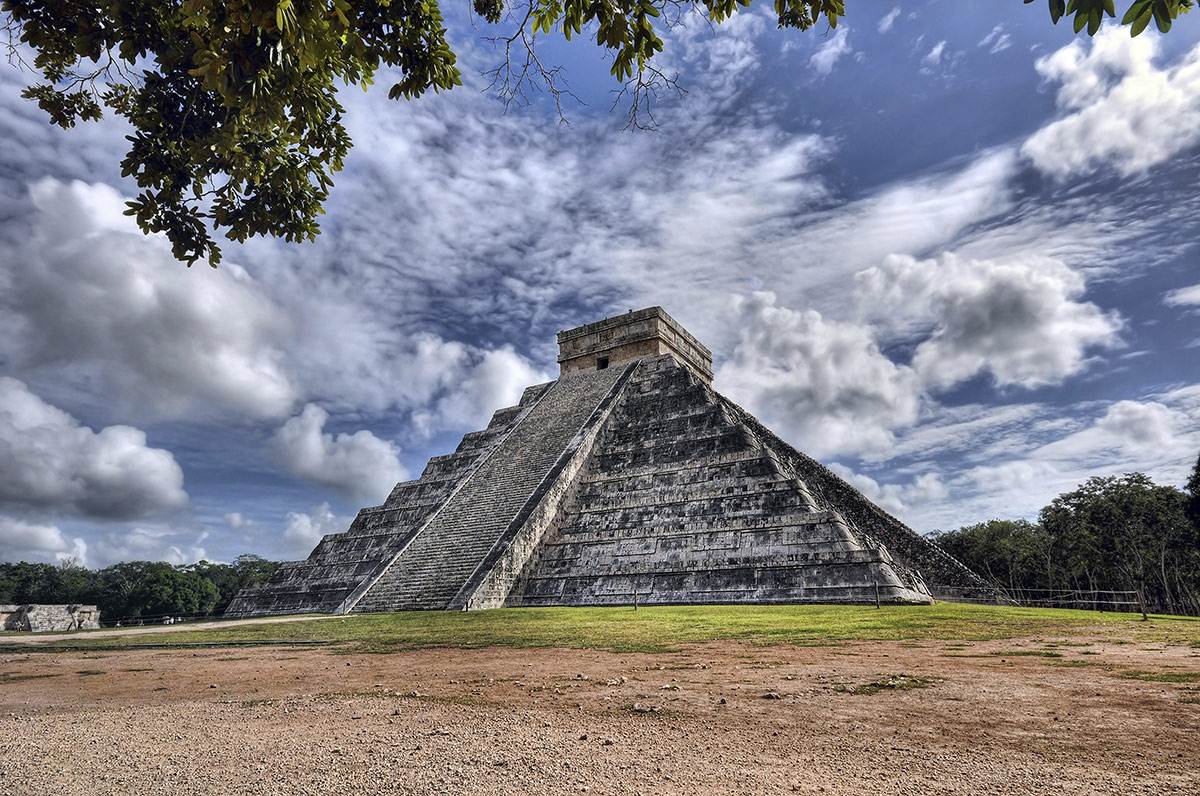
227,308,990,616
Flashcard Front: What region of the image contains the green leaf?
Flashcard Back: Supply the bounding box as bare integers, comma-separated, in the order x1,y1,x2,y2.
1122,0,1152,22
1131,7,1154,32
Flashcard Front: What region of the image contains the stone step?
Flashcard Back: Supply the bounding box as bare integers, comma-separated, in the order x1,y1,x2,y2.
352,366,629,613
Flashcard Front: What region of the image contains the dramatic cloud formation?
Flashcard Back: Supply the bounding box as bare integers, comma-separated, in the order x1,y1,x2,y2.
857,253,1122,390
716,292,921,458
1,179,297,420
0,8,1197,567
271,405,407,502
1023,29,1200,178
0,516,87,565
0,378,187,520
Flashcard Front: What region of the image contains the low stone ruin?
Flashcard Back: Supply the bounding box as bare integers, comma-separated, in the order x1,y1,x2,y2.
0,604,101,632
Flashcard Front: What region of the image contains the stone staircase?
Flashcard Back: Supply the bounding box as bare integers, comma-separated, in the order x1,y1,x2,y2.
350,365,630,612
224,382,552,617
508,356,932,607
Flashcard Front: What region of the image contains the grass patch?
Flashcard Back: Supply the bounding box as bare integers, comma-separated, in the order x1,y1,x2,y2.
240,698,279,708
1181,696,1200,704
0,671,61,683
1042,659,1114,669
834,674,933,695
1117,670,1200,683
315,689,491,707
215,656,250,662
614,702,681,718
75,669,106,676
992,650,1063,658
6,603,1200,656
120,667,154,672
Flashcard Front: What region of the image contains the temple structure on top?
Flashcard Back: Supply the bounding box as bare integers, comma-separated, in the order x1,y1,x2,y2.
228,307,991,616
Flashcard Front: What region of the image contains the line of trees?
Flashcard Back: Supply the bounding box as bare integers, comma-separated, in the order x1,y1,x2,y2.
0,555,280,623
934,455,1200,616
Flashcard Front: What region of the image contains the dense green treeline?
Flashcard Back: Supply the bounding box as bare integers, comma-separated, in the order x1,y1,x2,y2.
0,555,280,622
934,455,1200,615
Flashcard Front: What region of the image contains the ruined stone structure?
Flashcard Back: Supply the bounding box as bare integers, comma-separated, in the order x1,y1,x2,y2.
1,604,101,632
228,308,990,616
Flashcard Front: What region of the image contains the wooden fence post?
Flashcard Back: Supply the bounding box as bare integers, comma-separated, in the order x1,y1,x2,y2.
874,581,881,609
1137,588,1147,621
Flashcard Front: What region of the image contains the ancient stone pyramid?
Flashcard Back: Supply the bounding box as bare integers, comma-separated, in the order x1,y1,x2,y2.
228,308,989,616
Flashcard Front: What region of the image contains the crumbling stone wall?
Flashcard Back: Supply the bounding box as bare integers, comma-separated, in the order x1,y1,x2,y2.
1,604,100,631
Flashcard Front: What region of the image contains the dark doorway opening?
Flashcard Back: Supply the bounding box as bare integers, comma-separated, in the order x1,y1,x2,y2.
596,356,609,370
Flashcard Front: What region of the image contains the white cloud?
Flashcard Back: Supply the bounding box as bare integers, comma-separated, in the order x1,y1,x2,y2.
271,405,407,503
0,176,553,446
921,40,947,68
413,345,550,435
88,526,209,567
754,149,1018,314
0,377,187,520
1022,29,1200,178
878,8,901,34
1,179,297,421
907,392,1200,532
1165,284,1200,306
857,253,1122,390
282,502,353,555
809,28,851,76
826,465,947,518
0,516,88,565
979,25,1011,54
716,292,921,458
860,402,1042,466
1036,399,1185,462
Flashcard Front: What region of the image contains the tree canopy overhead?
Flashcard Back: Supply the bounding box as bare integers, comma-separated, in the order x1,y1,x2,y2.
2,0,1193,266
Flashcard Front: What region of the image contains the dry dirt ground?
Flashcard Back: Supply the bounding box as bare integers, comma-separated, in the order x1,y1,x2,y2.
0,631,1197,795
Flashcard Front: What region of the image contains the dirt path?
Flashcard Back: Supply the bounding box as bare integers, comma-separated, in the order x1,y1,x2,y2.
1,634,1197,795
0,614,325,644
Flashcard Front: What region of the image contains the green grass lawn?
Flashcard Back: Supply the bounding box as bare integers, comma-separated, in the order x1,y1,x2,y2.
7,603,1199,654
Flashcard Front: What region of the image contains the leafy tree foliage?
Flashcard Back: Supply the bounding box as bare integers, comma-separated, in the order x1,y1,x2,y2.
1040,474,1197,612
183,554,281,613
2,0,1191,266
937,471,1200,615
1187,451,1200,530
0,560,91,604
932,519,1050,594
0,555,280,621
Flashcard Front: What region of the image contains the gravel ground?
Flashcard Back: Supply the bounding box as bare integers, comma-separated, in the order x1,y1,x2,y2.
1,633,1197,795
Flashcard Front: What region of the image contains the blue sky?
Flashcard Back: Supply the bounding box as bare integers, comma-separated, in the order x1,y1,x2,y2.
1,2,1198,567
